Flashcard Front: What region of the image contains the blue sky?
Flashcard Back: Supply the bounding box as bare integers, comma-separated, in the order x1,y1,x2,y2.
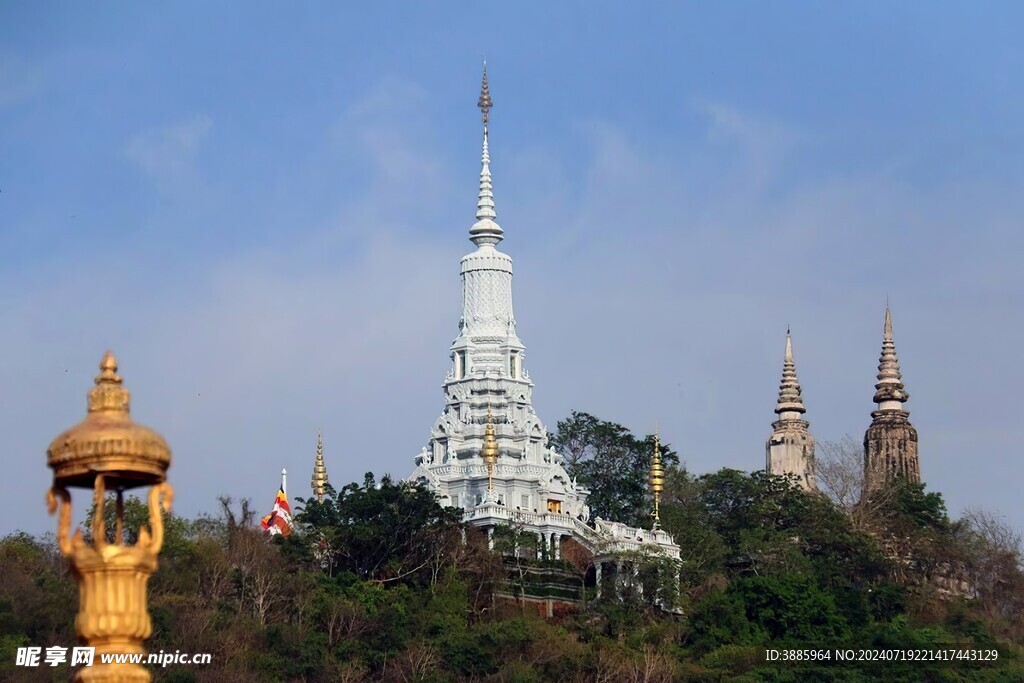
2,4,1023,535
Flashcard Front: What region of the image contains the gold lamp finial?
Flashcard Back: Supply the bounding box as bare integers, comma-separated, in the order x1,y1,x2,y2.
46,351,173,682
649,433,665,529
481,405,499,491
89,350,128,413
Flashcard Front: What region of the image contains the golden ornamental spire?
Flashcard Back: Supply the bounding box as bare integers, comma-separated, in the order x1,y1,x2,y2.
46,351,173,682
481,406,499,491
311,429,329,503
649,434,665,529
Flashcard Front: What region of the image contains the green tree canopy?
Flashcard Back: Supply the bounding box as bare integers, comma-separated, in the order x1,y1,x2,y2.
550,410,677,528
294,473,463,585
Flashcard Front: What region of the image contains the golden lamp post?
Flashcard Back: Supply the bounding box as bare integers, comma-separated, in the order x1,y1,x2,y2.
46,351,172,683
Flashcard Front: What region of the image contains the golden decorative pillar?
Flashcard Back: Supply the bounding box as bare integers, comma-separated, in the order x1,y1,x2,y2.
47,351,172,682
649,435,664,529
481,406,499,492
311,429,328,503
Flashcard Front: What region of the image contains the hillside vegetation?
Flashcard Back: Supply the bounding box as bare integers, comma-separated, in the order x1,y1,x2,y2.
2,413,1021,682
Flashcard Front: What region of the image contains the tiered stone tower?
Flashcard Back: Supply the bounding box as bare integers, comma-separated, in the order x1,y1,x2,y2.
408,65,590,521
766,330,816,490
409,66,678,564
863,307,919,494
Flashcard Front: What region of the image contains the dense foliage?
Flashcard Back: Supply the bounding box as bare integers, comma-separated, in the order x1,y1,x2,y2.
551,411,678,528
2,416,1023,681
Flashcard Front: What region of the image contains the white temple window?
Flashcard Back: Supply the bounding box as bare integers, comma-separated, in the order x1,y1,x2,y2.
521,494,530,509
455,351,466,379
509,351,519,378
452,493,459,508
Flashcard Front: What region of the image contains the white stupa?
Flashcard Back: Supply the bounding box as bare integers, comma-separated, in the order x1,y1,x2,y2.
408,66,678,563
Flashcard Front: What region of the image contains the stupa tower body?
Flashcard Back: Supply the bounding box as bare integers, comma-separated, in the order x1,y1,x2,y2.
863,307,920,494
409,67,678,563
409,66,590,522
766,330,816,490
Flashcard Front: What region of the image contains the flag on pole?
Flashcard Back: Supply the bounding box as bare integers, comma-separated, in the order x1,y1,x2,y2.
260,478,292,537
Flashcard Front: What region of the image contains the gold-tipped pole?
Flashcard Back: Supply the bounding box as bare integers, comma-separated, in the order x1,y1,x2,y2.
46,351,172,682
650,434,664,529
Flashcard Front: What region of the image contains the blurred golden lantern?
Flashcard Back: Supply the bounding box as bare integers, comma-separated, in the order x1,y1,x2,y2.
47,351,173,683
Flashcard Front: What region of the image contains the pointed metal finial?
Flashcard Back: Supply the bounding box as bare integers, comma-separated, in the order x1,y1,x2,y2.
477,61,492,125
469,62,503,246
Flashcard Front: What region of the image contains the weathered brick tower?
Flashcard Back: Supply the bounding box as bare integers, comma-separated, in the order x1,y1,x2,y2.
863,307,920,494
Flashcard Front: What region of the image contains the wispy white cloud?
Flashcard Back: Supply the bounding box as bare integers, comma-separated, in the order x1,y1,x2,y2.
0,53,42,110
693,99,804,191
123,115,213,191
322,78,457,245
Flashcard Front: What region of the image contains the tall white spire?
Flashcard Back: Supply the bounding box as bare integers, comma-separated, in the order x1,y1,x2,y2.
469,63,503,247
407,63,679,566
413,60,577,505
